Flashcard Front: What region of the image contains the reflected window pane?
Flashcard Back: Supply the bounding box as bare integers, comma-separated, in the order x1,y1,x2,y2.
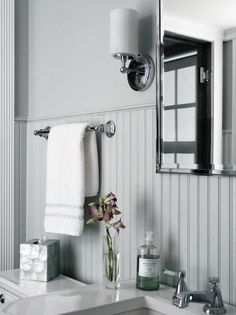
177,66,196,104
164,109,175,141
177,153,195,165
177,108,196,141
163,154,175,164
164,71,175,106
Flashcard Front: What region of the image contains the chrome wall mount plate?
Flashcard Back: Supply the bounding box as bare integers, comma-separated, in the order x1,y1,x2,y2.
127,56,155,91
103,120,116,138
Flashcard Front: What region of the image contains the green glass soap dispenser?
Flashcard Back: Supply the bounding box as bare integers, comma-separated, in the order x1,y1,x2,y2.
136,231,160,290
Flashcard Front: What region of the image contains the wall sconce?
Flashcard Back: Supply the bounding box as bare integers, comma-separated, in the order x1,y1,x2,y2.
110,8,155,92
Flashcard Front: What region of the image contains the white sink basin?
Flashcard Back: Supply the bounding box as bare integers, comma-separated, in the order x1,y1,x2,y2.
69,296,169,315
116,308,162,315
2,295,185,315
0,287,19,311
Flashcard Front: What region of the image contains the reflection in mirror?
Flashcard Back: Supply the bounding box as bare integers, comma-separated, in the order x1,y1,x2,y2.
163,34,211,171
157,0,236,174
223,38,236,171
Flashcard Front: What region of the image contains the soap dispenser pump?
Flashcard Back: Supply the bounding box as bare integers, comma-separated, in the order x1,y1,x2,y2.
136,231,160,290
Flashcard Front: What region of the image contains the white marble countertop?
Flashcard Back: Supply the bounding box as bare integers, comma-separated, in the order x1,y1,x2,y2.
2,280,236,315
0,269,86,299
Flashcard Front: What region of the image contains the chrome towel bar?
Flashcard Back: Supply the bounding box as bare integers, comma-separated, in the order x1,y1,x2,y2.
33,120,116,140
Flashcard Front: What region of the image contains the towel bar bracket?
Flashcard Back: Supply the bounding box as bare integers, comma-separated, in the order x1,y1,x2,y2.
34,126,51,140
33,121,116,140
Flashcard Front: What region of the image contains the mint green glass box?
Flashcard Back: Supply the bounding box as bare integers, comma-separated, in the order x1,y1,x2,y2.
20,239,60,282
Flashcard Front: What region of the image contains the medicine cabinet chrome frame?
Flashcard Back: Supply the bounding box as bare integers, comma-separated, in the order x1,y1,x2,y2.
156,0,162,173
155,0,236,176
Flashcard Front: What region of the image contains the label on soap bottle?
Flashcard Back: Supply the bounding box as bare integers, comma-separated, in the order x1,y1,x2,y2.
138,258,160,277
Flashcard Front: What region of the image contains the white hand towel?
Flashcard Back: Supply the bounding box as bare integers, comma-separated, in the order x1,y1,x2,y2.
44,122,98,236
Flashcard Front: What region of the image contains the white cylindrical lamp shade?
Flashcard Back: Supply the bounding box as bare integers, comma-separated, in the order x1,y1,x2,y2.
110,8,139,58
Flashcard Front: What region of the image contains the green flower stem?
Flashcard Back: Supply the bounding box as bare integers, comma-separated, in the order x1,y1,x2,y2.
105,227,115,282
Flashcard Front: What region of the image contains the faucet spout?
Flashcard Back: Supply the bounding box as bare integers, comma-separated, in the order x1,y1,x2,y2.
186,290,219,304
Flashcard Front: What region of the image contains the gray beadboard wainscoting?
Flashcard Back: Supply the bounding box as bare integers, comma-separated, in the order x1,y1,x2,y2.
0,0,15,271
15,105,236,306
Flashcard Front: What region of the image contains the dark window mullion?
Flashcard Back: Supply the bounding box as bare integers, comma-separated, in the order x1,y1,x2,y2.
164,103,196,110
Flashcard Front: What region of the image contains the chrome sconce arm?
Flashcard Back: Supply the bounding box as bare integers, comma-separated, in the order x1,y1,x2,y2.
119,54,131,74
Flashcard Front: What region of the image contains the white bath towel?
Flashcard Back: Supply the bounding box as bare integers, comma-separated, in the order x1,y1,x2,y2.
44,123,99,236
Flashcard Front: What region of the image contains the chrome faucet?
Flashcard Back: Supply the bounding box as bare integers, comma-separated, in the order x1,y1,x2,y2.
163,268,189,308
163,269,226,314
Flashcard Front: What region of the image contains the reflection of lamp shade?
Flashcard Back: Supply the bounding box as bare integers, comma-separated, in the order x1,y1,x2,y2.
110,8,139,58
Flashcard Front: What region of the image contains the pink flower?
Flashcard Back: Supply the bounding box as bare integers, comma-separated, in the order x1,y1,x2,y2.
113,219,126,233
86,192,125,234
87,202,103,223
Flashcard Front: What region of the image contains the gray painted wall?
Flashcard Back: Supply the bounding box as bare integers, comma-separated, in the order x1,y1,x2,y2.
15,0,156,120
15,0,29,119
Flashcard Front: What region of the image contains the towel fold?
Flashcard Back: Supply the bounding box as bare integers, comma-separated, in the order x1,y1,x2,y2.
44,122,99,236
84,131,99,197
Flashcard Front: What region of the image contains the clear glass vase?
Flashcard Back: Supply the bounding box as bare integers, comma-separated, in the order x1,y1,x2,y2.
103,231,120,289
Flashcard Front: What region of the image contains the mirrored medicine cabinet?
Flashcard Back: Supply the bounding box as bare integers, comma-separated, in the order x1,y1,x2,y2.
156,0,236,175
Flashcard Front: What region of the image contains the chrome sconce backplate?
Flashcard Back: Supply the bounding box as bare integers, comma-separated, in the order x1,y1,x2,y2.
114,53,155,91
127,55,155,91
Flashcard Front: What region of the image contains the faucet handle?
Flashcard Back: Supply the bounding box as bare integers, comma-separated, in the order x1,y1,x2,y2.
203,277,226,314
177,271,186,280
